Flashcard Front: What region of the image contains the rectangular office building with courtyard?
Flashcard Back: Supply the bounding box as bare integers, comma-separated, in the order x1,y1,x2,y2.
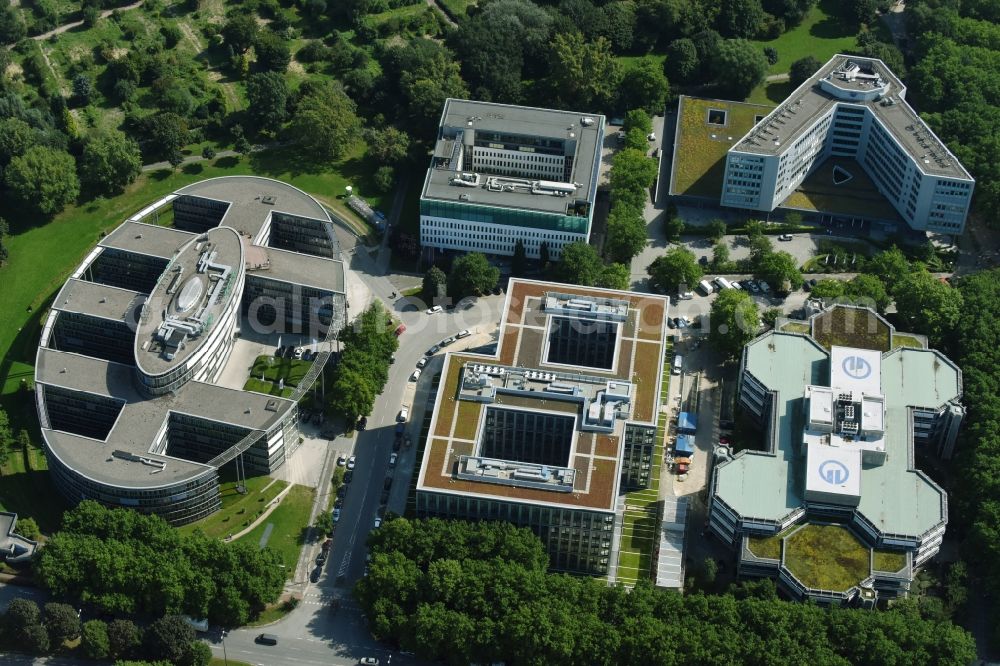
415,279,668,577
419,100,604,261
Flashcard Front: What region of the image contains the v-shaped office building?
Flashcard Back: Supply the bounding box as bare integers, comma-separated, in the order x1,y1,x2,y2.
720,55,973,234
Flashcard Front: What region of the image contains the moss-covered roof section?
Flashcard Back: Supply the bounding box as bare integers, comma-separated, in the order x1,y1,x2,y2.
783,524,870,592
811,305,892,352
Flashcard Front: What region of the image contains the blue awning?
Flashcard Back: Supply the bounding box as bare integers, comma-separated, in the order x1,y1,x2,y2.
675,434,696,455
678,411,698,434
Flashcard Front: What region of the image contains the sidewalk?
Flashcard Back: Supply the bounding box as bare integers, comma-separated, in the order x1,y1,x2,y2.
223,483,294,542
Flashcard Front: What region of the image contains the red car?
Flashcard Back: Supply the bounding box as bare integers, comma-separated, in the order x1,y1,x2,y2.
394,324,406,337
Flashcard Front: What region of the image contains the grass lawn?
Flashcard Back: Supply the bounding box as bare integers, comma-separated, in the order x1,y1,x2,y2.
0,444,66,534
243,378,295,398
236,484,315,577
249,356,315,387
784,524,870,591
178,475,288,540
812,304,891,351
747,79,795,105
891,333,925,349
779,321,812,334
210,659,254,666
749,0,859,76
438,0,478,18
245,602,295,627
873,549,907,573
616,54,667,75
671,96,775,198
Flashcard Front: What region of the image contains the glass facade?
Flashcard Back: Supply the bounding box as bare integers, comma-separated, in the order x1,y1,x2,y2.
269,212,341,259
84,248,168,294
546,317,617,369
480,407,575,467
172,195,228,233
44,385,124,440
51,311,136,365
621,424,656,490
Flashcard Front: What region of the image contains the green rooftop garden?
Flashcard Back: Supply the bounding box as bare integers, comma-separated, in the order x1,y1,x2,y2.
782,158,900,221
671,97,775,198
891,333,926,349
784,524,870,592
811,304,891,352
873,549,908,573
779,321,811,334
748,535,782,560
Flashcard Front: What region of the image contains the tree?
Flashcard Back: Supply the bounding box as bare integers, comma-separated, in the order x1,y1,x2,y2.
44,602,80,645
648,247,702,294
373,166,394,193
866,246,910,294
709,289,760,359
762,306,783,328
288,81,360,163
143,615,195,663
709,39,768,98
143,112,188,163
245,71,288,133
72,74,94,106
789,55,822,87
222,14,258,54
314,512,333,538
844,273,890,313
555,241,604,286
712,241,731,269
623,109,653,136
755,250,802,292
512,240,527,277
619,59,669,115
764,47,779,65
330,366,377,423
201,146,216,160
366,126,410,166
0,118,37,166
893,270,963,347
14,516,38,540
81,620,110,659
609,149,657,208
849,0,878,24
717,0,766,37
422,266,447,304
4,146,79,215
810,278,845,300
180,639,212,666
254,30,291,73
604,203,647,264
20,623,50,654
382,40,469,138
0,406,12,468
107,619,141,659
665,38,699,83
707,218,728,242
80,129,142,196
540,241,550,267
0,4,26,45
546,32,621,110
448,253,500,299
597,262,630,290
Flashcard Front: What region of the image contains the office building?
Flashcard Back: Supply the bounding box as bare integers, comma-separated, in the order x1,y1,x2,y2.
708,305,964,605
415,279,669,576
420,100,604,261
721,55,974,234
35,177,346,525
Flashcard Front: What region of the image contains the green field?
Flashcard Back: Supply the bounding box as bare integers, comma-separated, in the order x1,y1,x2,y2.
179,475,289,540
671,96,775,198
236,484,315,577
437,0,478,19
0,441,65,534
784,524,870,592
749,0,859,76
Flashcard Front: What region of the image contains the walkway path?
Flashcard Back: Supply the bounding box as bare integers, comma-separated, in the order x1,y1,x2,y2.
765,73,790,83
31,1,144,41
427,0,458,27
141,149,239,172
223,483,294,542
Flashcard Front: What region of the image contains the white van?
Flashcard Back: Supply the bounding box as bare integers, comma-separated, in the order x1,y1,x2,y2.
714,277,734,291
672,355,683,375
698,279,714,295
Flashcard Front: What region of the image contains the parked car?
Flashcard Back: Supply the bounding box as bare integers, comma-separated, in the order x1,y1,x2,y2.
411,369,421,381
397,407,409,422
440,336,455,346
316,551,327,565
456,329,471,339
389,452,398,467
356,416,367,431
344,470,353,483
380,489,390,503
426,305,443,314
310,567,322,583
392,437,401,452
360,658,380,665
336,485,347,498
373,517,382,529
426,346,440,356
332,508,341,522
337,455,346,467
394,324,406,337
346,455,356,470
698,255,709,265
678,292,694,300
334,498,343,509
416,358,427,368
274,346,285,358
778,234,793,241
383,477,393,491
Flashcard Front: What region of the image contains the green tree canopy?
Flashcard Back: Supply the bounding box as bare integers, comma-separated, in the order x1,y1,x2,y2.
447,253,500,299
623,109,653,136
288,81,360,163
80,129,142,196
789,55,822,87
844,273,891,313
4,146,79,215
142,615,194,664
254,30,291,72
619,59,669,115
81,620,111,660
546,32,621,110
665,38,699,83
222,13,258,53
44,602,81,644
707,218,728,242
810,278,845,300
709,39,768,98
893,270,963,347
754,249,803,292
866,246,911,293
717,0,766,37
711,241,731,268
647,247,703,293
422,266,447,304
609,148,657,208
556,241,629,289
245,71,289,133
366,126,410,166
709,288,760,359
604,202,647,263
107,619,141,659
0,4,26,44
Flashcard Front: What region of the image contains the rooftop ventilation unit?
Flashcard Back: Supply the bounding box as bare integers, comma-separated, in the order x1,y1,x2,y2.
261,195,277,205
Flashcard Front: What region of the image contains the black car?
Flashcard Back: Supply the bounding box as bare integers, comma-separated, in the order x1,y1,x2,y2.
357,416,367,431
274,346,285,358
256,633,278,646
310,567,322,583
492,286,503,295
380,490,390,503
336,485,347,498
392,437,401,452
344,471,354,483
334,497,343,508
698,256,708,265
316,552,327,565
445,303,457,310
667,318,676,329
383,477,393,491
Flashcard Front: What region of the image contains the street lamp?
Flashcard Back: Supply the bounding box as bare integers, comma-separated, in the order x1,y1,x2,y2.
221,629,229,666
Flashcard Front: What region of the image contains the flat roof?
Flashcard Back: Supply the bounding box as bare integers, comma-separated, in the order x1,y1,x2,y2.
174,176,331,237
731,55,971,180
830,346,882,396
36,348,294,487
421,99,604,215
134,226,244,377
53,279,145,324
716,331,958,537
250,245,345,293
100,221,194,259
417,279,668,512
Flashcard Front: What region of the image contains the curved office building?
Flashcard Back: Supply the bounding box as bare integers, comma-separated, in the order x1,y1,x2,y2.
35,176,347,525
